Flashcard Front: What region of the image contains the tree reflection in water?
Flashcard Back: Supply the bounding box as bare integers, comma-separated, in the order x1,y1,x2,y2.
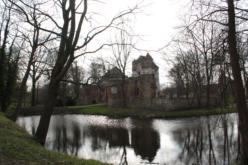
53,123,68,154
71,122,81,156
17,114,239,165
171,115,239,165
47,117,83,156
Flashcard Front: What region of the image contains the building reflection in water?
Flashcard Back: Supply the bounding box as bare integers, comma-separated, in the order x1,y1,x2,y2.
130,120,160,163
86,119,160,164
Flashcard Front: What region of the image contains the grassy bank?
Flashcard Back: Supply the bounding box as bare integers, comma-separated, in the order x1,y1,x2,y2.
67,104,237,119
0,112,110,165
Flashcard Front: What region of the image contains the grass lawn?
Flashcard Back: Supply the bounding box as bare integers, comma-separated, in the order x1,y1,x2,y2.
0,112,111,165
66,104,237,119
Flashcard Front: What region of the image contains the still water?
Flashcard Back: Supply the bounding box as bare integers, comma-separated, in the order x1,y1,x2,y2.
17,114,239,165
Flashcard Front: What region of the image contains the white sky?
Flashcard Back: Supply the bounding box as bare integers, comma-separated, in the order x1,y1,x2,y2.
78,0,191,87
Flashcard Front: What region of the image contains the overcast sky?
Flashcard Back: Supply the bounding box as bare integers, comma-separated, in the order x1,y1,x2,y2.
78,0,191,87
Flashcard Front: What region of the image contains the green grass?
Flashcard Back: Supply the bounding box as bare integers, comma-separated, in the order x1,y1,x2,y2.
0,112,111,165
66,104,237,119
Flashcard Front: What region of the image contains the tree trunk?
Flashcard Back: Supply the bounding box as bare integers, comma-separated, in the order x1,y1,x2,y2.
0,49,7,112
34,55,74,145
0,15,10,112
31,75,36,106
227,0,248,163
31,64,37,107
205,61,210,107
206,80,210,107
35,82,58,145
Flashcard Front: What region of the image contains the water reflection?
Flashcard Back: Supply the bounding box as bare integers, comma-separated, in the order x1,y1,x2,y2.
52,121,82,156
85,120,160,163
169,115,239,165
131,127,160,162
86,125,130,165
87,126,129,148
17,114,239,165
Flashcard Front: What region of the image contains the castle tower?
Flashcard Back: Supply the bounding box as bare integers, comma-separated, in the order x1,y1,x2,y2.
132,53,160,96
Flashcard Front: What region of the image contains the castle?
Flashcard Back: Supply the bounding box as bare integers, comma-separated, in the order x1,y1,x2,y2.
79,53,159,107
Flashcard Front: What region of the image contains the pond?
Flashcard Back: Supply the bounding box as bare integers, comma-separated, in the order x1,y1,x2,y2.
17,114,239,165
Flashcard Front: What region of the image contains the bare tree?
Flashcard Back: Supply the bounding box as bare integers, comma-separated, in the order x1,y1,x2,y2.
169,62,185,99
175,15,224,106
111,24,134,107
30,48,49,106
68,62,85,104
88,62,106,85
10,2,52,121
57,62,86,106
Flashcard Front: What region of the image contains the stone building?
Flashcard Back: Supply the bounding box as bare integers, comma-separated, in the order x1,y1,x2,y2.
132,53,159,96
79,53,159,107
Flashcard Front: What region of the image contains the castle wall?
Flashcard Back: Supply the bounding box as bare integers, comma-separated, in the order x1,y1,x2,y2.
78,85,106,105
107,75,157,107
79,53,160,107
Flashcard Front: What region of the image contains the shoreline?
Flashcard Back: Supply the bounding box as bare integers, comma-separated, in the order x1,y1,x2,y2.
20,104,237,119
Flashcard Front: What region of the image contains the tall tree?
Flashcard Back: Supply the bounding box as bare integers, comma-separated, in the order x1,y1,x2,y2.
0,1,20,112
227,0,248,163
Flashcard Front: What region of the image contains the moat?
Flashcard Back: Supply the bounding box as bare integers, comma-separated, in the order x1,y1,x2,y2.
17,114,239,165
